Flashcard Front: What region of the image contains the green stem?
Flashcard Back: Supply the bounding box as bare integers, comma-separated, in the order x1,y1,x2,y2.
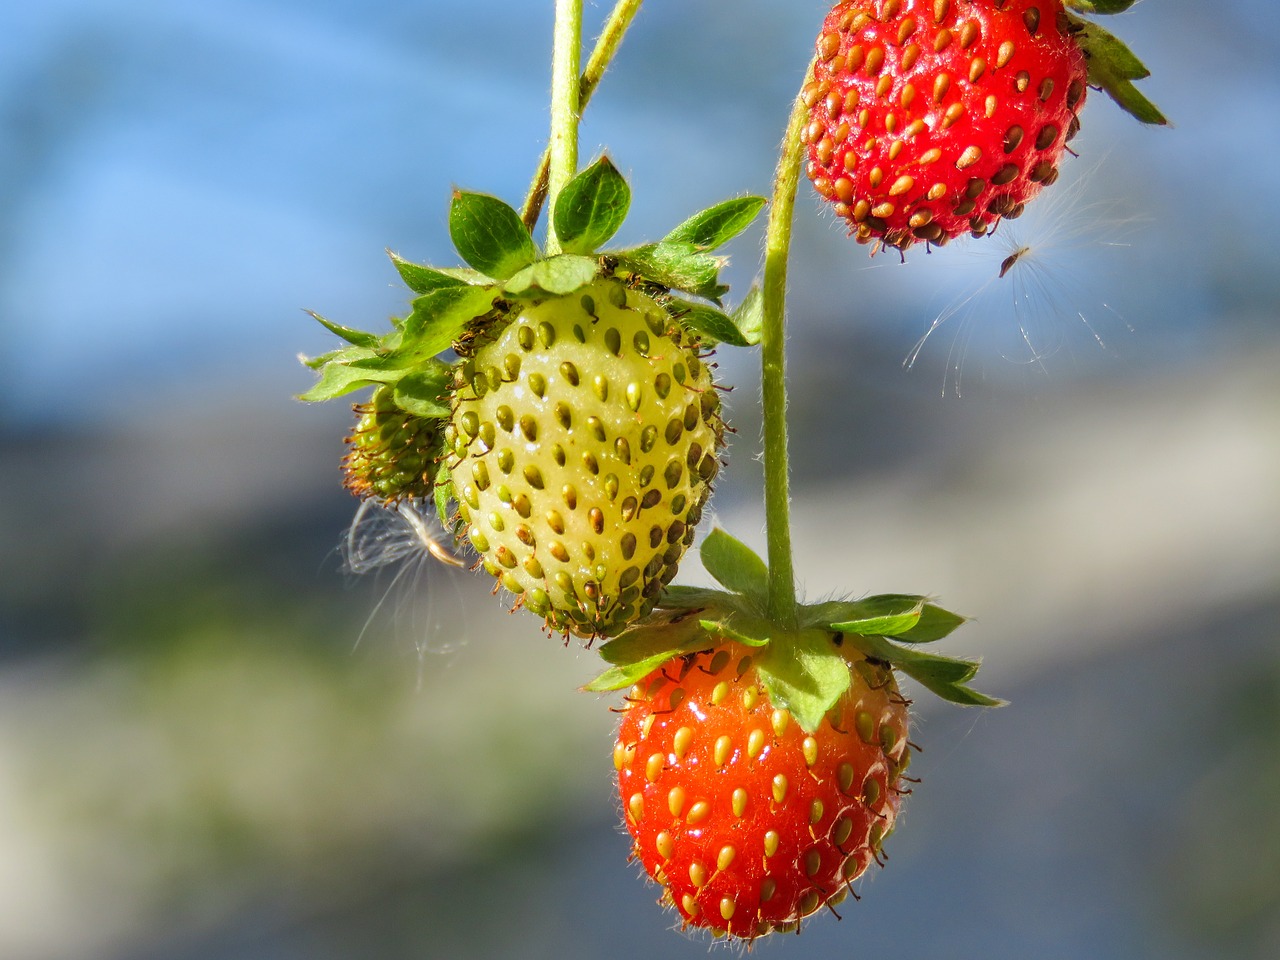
523,0,645,231
759,60,814,627
545,0,583,255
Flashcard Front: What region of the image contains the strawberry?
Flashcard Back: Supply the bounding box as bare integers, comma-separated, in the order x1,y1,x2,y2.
445,277,725,639
804,0,1167,252
588,530,1002,940
301,160,765,640
342,385,440,502
614,637,911,939
804,0,1088,250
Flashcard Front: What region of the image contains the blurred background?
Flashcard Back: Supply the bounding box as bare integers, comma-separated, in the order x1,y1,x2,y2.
1,1,1277,957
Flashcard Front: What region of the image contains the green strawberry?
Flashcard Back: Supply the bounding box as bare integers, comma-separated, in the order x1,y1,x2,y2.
446,277,725,638
342,385,440,502
301,160,765,639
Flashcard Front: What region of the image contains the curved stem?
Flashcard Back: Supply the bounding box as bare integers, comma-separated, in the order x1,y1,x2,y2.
759,59,815,627
523,0,645,231
545,0,583,255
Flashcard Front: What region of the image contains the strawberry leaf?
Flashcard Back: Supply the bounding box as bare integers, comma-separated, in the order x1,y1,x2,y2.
700,528,769,600
666,297,751,347
388,253,471,295
553,156,632,255
449,191,539,280
392,362,453,418
1072,17,1168,125
756,629,853,732
503,254,600,297
663,196,766,250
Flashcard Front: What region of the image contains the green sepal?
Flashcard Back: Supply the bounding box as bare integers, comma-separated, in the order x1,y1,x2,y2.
304,311,380,349
807,593,965,643
1065,0,1135,14
664,196,767,251
826,594,929,639
756,629,854,733
394,284,500,361
612,242,728,303
730,285,764,346
842,633,1004,707
699,528,769,602
448,191,539,281
553,156,631,255
432,458,456,536
503,254,601,298
895,603,968,643
666,297,751,348
392,361,453,418
1071,16,1168,125
302,339,384,371
388,253,471,295
584,613,719,692
656,585,748,612
297,353,411,402
697,619,769,647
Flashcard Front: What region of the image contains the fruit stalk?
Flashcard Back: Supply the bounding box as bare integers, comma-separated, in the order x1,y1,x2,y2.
758,59,816,628
546,0,584,255
522,0,645,230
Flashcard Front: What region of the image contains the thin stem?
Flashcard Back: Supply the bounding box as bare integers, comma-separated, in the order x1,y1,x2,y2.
545,0,583,255
523,0,644,231
759,59,815,627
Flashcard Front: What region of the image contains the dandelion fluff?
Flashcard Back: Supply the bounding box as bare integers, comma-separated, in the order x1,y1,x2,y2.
904,157,1141,396
342,498,469,666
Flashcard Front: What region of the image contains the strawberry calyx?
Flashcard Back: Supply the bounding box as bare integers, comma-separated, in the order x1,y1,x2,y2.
299,157,765,410
298,156,766,509
585,528,1003,729
1064,0,1168,125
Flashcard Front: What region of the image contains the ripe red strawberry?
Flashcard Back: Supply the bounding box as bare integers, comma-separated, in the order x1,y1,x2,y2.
804,0,1087,250
614,638,911,940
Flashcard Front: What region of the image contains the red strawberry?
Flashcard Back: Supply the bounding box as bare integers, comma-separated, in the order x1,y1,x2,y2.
804,0,1088,250
613,638,911,940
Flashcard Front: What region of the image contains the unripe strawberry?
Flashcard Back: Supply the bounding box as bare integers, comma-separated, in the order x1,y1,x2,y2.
342,385,440,502
805,0,1088,250
445,278,725,638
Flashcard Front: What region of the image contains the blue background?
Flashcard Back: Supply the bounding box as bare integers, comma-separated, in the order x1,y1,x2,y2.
1,2,1278,957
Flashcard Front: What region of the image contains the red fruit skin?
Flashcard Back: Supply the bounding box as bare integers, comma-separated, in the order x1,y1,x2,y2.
614,642,911,940
805,0,1088,250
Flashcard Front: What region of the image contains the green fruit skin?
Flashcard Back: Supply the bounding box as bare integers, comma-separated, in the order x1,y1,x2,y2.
447,279,723,638
343,386,438,502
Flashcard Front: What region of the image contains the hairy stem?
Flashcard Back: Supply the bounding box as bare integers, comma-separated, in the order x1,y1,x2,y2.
523,0,644,231
759,60,815,627
545,0,584,255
